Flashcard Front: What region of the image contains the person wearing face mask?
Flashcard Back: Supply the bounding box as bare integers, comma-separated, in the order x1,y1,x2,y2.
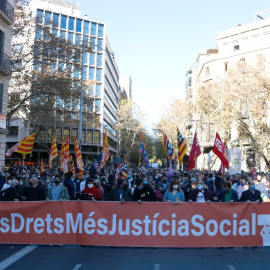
239,180,262,204
1,177,11,192
3,179,22,201
133,178,156,203
157,176,168,195
81,179,101,200
22,177,46,201
235,179,248,200
163,178,185,204
188,179,213,203
108,179,133,202
216,181,238,202
46,175,70,201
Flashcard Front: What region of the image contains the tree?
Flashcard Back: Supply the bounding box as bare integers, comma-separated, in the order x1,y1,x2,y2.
196,61,270,161
115,100,147,164
8,1,98,148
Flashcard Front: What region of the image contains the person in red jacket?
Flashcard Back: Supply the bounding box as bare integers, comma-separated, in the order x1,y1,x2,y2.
81,179,101,200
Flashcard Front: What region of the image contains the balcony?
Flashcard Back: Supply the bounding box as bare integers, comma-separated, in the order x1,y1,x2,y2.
0,51,11,76
0,0,14,25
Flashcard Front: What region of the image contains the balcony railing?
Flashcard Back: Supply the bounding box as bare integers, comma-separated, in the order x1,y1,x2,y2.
0,0,14,21
0,51,11,73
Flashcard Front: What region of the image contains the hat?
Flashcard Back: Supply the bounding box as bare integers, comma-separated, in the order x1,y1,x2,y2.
135,178,143,186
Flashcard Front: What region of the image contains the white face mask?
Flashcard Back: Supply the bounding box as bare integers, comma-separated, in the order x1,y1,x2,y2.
8,180,11,184
88,184,94,189
173,185,178,190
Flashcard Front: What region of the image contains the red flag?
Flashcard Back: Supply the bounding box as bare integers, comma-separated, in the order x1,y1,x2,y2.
188,132,201,171
213,133,229,170
251,167,257,179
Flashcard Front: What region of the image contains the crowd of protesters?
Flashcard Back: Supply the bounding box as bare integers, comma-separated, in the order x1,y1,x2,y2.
0,164,269,205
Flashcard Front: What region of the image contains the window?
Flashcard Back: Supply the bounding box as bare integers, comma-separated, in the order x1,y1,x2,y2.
75,34,81,45
0,83,3,114
52,29,58,37
97,39,103,51
95,84,101,97
53,13,59,27
8,126,18,136
97,54,102,66
91,22,96,35
68,32,74,44
96,68,102,81
56,128,62,141
234,45,239,51
76,19,82,32
84,21,89,34
90,37,96,51
94,131,100,144
103,120,116,136
61,15,67,29
35,27,42,39
89,53,95,65
83,52,88,64
56,96,62,108
104,91,117,113
89,67,95,79
87,130,93,143
104,105,117,124
98,24,104,37
45,11,51,25
37,9,43,23
60,31,66,39
224,62,228,72
95,100,101,111
68,17,75,31
71,129,78,142
83,66,87,79
81,130,85,143
74,70,79,78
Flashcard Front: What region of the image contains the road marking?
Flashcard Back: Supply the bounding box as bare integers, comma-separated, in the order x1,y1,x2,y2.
0,245,38,270
228,265,236,270
73,264,82,270
154,264,160,270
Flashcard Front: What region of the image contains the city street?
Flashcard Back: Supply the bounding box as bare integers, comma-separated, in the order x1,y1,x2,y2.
0,244,268,270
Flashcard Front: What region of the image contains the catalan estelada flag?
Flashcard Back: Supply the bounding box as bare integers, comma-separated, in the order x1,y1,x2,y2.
74,137,84,171
122,163,128,179
163,132,177,161
177,128,187,164
49,135,58,167
5,133,36,157
100,131,109,169
70,161,75,174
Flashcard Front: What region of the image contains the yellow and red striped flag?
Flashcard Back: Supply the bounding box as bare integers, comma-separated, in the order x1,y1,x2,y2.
100,131,109,169
74,137,84,171
60,139,68,173
65,135,70,162
49,135,58,168
5,133,36,157
40,159,44,171
70,161,75,174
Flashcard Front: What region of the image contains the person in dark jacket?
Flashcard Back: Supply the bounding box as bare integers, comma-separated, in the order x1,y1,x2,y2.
108,179,133,202
63,172,75,200
3,179,22,201
188,179,212,203
239,180,262,204
81,179,101,200
133,178,156,203
22,177,46,201
216,181,238,202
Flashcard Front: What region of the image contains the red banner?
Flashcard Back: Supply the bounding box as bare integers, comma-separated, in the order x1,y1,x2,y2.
1,202,270,247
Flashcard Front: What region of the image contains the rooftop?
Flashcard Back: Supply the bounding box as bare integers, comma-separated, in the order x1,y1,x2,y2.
38,0,80,10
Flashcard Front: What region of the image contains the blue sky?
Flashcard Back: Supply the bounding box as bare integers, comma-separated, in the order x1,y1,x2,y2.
70,0,270,127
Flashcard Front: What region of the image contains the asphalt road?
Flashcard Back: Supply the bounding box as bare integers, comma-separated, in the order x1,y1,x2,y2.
0,244,268,270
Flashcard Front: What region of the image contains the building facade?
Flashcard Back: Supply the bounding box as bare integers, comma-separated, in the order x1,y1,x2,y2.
119,75,132,101
6,0,120,167
0,0,13,168
188,15,270,172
